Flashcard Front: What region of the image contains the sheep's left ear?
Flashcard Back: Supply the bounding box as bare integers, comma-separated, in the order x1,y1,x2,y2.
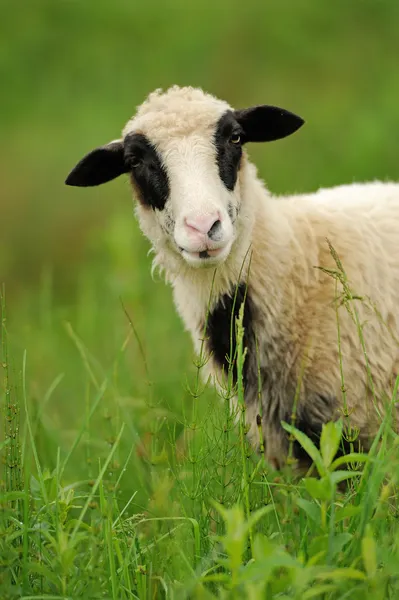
65,140,127,187
234,105,304,143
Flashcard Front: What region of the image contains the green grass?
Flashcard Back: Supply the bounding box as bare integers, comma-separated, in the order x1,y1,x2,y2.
2,231,399,599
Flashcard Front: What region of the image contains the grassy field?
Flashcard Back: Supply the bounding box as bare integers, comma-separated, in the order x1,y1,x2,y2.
2,257,399,599
2,1,399,598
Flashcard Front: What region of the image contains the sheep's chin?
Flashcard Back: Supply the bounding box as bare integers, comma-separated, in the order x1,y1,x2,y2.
180,242,232,269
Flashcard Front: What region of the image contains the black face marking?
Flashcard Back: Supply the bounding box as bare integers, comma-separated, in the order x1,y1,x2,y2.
205,283,254,384
214,111,244,191
124,133,170,210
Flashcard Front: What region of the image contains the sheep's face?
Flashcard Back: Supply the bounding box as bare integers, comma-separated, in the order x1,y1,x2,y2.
124,118,243,269
65,87,304,270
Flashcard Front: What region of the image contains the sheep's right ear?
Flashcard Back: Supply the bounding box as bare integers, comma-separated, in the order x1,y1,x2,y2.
65,140,127,187
234,105,304,143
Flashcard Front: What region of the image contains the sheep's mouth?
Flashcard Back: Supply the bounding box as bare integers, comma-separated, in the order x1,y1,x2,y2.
178,244,231,266
193,248,224,259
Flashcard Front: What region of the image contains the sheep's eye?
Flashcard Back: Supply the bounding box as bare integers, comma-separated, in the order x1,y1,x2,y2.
230,133,241,145
131,157,142,169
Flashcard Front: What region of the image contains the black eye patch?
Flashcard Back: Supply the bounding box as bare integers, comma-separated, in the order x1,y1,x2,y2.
124,133,170,210
214,111,244,191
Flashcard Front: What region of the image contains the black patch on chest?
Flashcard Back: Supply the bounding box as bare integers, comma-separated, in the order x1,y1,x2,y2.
124,133,169,210
214,111,244,191
205,283,254,384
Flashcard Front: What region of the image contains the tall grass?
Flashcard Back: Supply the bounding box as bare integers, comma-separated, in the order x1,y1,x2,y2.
1,243,399,599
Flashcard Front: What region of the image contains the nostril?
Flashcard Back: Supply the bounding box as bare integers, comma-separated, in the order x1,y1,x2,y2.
208,219,222,241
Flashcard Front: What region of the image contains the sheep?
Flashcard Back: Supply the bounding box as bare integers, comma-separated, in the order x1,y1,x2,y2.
65,85,399,469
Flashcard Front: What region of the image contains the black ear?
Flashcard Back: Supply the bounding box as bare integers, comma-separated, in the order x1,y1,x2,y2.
234,105,304,143
65,140,128,187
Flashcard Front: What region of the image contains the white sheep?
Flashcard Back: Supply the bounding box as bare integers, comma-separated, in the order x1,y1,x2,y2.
66,85,399,468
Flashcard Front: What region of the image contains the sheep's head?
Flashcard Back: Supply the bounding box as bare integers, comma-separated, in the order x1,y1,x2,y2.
66,86,304,270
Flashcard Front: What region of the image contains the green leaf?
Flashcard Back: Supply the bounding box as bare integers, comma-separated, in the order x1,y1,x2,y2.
239,551,299,585
331,452,369,471
330,470,361,485
329,532,352,556
304,477,332,501
211,502,273,576
25,561,60,587
0,438,10,451
253,533,275,561
296,498,321,525
308,533,352,562
302,584,337,599
0,491,25,502
362,525,377,579
245,504,274,534
335,504,361,523
307,550,327,566
282,422,326,476
320,420,343,467
30,474,41,496
201,573,230,584
65,519,93,532
315,567,366,581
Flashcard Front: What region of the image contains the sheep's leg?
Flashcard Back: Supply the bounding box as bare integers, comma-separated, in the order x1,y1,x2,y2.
262,424,290,470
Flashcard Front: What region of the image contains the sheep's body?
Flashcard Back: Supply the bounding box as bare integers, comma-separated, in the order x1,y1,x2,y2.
66,86,399,468
173,176,399,465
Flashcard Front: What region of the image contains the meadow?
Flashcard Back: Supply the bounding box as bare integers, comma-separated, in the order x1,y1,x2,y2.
2,1,399,598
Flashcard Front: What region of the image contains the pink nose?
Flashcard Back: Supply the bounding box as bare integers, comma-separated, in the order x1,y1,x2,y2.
184,213,221,237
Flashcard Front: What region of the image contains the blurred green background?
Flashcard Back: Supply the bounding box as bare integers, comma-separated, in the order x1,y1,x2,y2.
1,0,399,463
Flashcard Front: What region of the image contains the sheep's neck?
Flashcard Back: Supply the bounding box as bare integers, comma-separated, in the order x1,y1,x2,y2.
169,166,293,335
